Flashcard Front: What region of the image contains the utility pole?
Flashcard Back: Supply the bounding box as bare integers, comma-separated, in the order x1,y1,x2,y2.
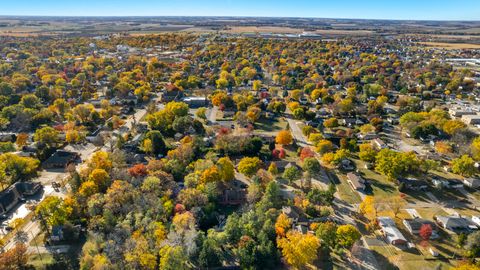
31,231,42,260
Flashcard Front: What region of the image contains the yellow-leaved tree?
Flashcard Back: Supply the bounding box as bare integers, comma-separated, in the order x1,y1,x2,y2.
277,231,320,269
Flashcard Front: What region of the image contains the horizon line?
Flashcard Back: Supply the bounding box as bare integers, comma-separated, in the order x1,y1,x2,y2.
0,14,479,22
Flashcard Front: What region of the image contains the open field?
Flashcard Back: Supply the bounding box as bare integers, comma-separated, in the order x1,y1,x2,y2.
419,41,480,49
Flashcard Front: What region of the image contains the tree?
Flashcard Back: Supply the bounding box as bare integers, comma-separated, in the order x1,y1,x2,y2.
15,133,28,148
359,143,376,162
268,162,278,176
451,155,476,177
277,231,320,269
199,236,223,268
0,243,28,269
195,107,207,120
144,130,166,156
88,169,111,192
465,230,480,258
35,196,71,229
435,141,452,155
336,224,361,249
0,153,39,184
303,157,321,174
471,137,480,160
375,149,420,181
443,120,466,136
34,126,59,147
359,196,379,221
283,166,301,183
275,213,292,237
316,140,333,154
88,151,112,171
238,157,262,177
315,221,337,250
178,188,208,209
323,117,338,128
275,130,293,145
200,166,221,184
246,106,261,122
128,163,148,178
217,157,235,182
299,147,315,161
419,224,432,242
159,245,189,270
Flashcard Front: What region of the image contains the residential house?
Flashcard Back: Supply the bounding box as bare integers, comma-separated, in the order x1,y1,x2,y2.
182,96,209,108
42,150,80,169
461,114,480,125
220,188,247,205
346,173,367,192
463,178,480,189
435,215,478,233
378,216,408,246
398,177,428,191
472,216,480,227
371,138,387,150
0,182,42,216
403,218,438,236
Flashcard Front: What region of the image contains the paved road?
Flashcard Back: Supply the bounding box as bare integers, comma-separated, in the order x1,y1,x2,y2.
285,108,310,147
207,106,218,124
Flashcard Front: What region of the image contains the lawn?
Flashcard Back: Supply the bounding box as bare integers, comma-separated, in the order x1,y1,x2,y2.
28,254,56,269
255,116,288,134
354,159,400,201
335,173,362,204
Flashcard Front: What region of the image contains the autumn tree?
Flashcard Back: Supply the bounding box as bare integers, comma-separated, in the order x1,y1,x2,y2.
323,117,338,128
35,196,72,229
238,157,262,177
277,231,320,269
275,130,293,145
217,157,235,182
336,224,361,249
419,224,432,242
15,133,28,148
275,213,292,237
451,155,476,177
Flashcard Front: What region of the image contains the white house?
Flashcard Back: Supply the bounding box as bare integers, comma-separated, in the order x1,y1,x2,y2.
378,217,407,246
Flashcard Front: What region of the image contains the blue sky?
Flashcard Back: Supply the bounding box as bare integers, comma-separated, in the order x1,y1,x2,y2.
1,0,479,20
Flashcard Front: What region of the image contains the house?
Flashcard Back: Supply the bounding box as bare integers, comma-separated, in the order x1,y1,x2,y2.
371,138,387,150
433,178,464,189
339,159,355,171
378,216,408,246
42,150,80,169
346,173,367,192
435,215,478,233
0,182,42,216
357,132,378,140
282,206,300,223
182,96,209,108
220,188,246,205
161,89,184,102
461,114,480,125
463,178,480,189
398,177,428,191
472,216,480,227
403,218,437,235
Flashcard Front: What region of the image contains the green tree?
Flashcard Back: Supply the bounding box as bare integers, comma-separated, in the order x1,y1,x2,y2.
336,224,361,249
283,166,301,183
451,155,476,177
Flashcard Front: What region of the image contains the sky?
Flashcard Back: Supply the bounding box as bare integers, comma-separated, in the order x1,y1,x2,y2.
1,0,479,20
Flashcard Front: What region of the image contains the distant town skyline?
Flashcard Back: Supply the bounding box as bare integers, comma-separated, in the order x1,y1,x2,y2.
1,0,480,21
